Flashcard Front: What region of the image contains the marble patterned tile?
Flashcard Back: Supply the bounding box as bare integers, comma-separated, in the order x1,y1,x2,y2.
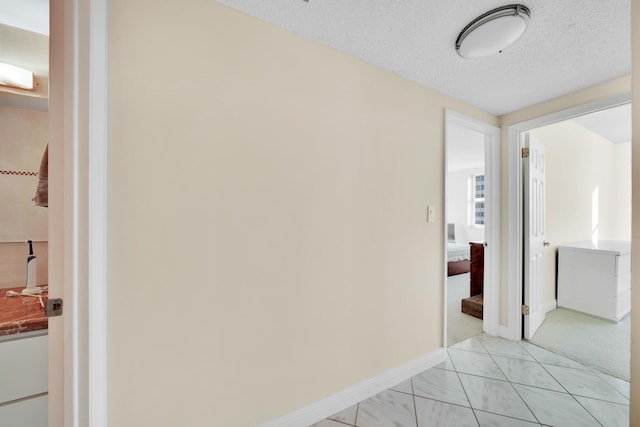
311,418,353,427
542,364,628,404
435,356,457,372
458,373,536,422
328,404,358,425
448,349,507,381
595,372,631,400
389,379,413,394
411,367,470,407
491,355,563,391
414,396,478,427
519,342,587,370
451,336,488,353
355,389,417,427
475,410,542,426
476,336,535,361
512,384,601,426
575,396,630,427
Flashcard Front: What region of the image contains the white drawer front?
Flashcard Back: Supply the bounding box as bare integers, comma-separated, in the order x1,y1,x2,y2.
616,288,631,320
616,253,631,276
617,272,631,293
0,335,48,404
0,395,47,427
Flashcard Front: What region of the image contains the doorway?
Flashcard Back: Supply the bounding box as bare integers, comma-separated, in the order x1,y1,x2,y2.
507,95,632,379
0,4,50,426
444,110,500,347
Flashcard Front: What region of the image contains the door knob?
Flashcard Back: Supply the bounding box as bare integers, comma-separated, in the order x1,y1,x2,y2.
543,241,550,247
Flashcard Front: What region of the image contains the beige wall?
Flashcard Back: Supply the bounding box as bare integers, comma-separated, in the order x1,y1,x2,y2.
499,75,631,325
0,106,48,242
0,105,48,288
107,1,497,426
0,241,48,288
446,168,485,245
614,141,633,239
530,121,631,305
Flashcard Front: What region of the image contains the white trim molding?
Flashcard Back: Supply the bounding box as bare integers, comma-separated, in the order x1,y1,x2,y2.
504,93,631,341
51,0,109,425
257,348,446,427
88,0,109,425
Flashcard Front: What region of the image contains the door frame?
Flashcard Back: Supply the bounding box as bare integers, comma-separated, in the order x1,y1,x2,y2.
49,0,108,425
443,110,501,347
504,93,631,341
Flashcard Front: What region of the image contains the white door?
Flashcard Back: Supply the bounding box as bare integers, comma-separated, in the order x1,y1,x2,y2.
523,133,546,339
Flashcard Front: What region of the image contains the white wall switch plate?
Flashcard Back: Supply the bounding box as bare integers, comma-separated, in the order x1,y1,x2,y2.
427,206,435,223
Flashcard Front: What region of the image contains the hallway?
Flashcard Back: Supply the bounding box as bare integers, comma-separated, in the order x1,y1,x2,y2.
312,335,629,426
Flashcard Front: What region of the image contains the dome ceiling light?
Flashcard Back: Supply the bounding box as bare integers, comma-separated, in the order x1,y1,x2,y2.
455,4,531,59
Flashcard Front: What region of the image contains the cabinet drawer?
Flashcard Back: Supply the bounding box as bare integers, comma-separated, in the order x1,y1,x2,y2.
0,334,48,404
0,395,47,427
617,272,631,293
616,288,631,320
616,253,631,276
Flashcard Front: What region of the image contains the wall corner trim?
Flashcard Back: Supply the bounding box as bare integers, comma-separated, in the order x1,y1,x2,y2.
257,347,446,427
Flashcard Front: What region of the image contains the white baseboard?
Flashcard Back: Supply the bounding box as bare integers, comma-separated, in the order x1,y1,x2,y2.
498,300,557,342
544,300,558,314
499,324,519,341
257,347,446,427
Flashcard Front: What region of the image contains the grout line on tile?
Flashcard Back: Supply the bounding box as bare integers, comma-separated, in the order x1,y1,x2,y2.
568,392,630,406
572,398,607,427
520,340,592,372
412,394,476,411
411,394,419,427
474,408,544,426
325,420,355,427
469,405,481,426
509,381,543,425
484,346,543,425
454,370,511,384
353,403,359,427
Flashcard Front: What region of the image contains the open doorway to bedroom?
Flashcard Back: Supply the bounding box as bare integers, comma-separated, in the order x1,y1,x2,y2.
444,110,500,347
521,103,632,380
446,124,484,345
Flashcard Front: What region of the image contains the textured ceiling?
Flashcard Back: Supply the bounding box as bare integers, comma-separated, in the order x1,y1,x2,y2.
217,0,630,115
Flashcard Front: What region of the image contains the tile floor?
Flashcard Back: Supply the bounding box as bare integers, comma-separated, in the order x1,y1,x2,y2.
311,334,630,427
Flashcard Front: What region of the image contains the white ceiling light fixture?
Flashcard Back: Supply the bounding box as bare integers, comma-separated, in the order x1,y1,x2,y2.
456,4,531,59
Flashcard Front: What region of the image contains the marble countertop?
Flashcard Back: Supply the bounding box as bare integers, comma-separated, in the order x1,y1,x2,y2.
0,287,48,336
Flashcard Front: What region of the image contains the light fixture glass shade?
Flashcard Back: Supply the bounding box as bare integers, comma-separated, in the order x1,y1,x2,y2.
456,5,531,59
0,63,34,90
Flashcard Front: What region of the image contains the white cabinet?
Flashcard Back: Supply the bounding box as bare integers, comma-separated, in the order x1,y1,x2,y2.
557,241,631,322
0,333,48,427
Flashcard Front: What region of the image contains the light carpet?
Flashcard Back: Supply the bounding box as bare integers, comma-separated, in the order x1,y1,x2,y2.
447,272,483,347
529,307,630,380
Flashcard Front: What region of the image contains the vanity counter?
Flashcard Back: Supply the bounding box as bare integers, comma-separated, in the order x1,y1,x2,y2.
0,287,48,336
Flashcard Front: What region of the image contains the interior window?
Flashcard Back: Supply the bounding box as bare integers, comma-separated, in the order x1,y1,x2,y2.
472,174,485,226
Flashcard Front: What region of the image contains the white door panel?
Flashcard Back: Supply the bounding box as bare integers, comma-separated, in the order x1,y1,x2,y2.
524,134,546,339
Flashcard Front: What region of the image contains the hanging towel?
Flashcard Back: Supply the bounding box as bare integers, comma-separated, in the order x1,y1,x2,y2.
32,144,48,207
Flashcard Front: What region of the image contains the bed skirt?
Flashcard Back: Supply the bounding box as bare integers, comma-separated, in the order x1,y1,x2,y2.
447,260,470,277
